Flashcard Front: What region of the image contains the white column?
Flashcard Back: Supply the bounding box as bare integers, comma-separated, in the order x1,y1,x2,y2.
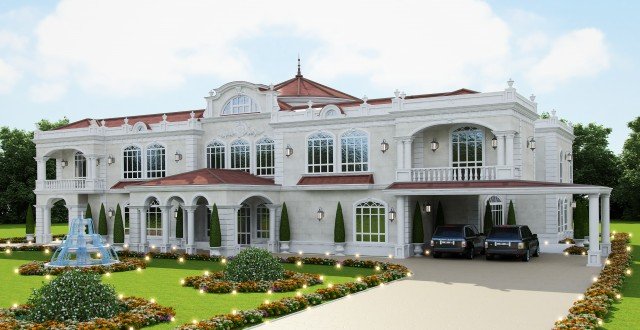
505,133,515,166
182,208,187,247
35,205,45,243
395,196,408,258
267,205,277,252
160,206,171,252
128,207,141,248
139,207,148,252
43,205,52,243
601,194,611,256
495,134,505,166
587,194,601,267
35,157,48,190
403,138,413,170
396,139,404,169
185,206,196,254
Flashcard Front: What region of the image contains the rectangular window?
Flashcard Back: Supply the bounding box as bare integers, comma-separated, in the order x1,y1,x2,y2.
341,130,369,172
231,141,250,172
123,146,142,179
256,139,275,176
206,142,225,169
307,133,334,173
146,144,166,178
256,205,269,239
237,205,251,245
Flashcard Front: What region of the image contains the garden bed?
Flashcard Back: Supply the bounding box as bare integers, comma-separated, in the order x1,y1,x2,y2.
183,269,323,294
18,258,147,276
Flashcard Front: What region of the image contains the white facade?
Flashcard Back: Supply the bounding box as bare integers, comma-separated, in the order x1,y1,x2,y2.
33,73,612,265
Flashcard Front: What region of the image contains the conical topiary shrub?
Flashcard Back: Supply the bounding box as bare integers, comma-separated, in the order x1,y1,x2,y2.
209,204,221,248
113,204,124,244
175,206,183,239
507,200,516,225
573,198,588,239
483,200,493,234
412,201,424,243
85,203,93,220
98,203,108,236
279,202,290,242
435,201,445,228
26,206,35,237
334,202,345,243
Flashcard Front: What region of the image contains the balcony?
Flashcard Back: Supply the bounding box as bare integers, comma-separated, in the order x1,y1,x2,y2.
397,165,515,182
38,179,106,192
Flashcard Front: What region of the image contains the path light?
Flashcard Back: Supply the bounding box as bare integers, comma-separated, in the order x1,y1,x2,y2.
180,279,185,285
221,258,227,264
491,135,498,149
13,268,19,274
430,139,439,152
388,207,396,222
285,144,294,157
380,139,389,153
316,207,325,221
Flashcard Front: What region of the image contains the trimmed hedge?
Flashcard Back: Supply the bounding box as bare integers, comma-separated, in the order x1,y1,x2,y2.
279,202,290,241
483,200,493,234
507,200,516,225
411,201,424,243
113,204,125,244
210,204,221,248
25,206,35,235
98,203,108,236
334,202,345,243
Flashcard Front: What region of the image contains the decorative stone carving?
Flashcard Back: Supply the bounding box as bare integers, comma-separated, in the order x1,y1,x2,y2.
218,121,264,138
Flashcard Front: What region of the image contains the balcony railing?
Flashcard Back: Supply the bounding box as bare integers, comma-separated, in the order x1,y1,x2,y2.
41,179,106,191
410,166,497,182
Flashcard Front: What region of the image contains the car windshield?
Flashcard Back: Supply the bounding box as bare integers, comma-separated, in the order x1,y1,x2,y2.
433,227,463,238
488,227,520,240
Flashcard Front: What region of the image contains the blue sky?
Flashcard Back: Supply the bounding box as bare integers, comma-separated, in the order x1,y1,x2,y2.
0,0,637,153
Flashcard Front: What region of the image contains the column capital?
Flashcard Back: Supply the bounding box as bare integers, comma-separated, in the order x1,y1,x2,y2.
394,136,414,142
491,129,517,136
183,205,198,212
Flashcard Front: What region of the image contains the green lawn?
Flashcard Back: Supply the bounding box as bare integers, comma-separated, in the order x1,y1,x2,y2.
605,221,640,329
0,223,68,239
0,251,373,329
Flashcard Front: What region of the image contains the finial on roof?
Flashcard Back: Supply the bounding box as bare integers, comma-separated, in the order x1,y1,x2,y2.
529,94,536,102
307,100,313,109
190,111,195,119
296,54,302,77
124,117,129,125
100,120,106,127
394,89,400,98
507,78,514,88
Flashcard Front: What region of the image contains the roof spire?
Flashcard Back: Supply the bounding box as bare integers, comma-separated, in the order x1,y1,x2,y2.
296,54,302,77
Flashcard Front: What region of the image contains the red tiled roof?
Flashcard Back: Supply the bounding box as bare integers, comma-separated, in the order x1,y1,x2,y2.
297,174,374,185
110,180,146,189
137,168,276,187
386,180,593,190
274,75,361,102
55,109,205,130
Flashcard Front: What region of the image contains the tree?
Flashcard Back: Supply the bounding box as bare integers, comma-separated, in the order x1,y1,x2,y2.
483,200,493,234
209,204,221,247
98,203,108,235
334,202,345,243
507,200,516,225
279,202,290,241
113,204,124,244
411,201,424,243
618,117,640,220
175,206,183,239
573,198,589,239
26,205,35,236
434,201,445,228
85,203,93,220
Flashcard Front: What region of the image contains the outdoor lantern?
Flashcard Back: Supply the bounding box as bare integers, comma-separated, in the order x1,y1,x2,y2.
96,159,100,166
107,155,115,165
571,201,577,208
491,135,498,149
173,208,179,219
316,207,324,221
566,153,573,162
430,139,439,152
527,137,536,151
380,139,389,153
174,151,182,162
285,144,294,157
61,159,68,168
388,207,396,222
107,208,114,218
423,201,432,213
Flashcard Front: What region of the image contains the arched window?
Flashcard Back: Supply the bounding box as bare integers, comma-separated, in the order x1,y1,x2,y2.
124,205,130,235
307,132,334,173
559,151,564,183
341,130,368,172
237,203,251,245
123,146,142,179
488,196,503,225
230,139,250,172
206,141,225,169
256,204,270,239
256,137,275,176
146,143,166,178
452,126,484,167
355,200,387,243
222,95,259,115
74,152,86,178
558,198,568,233
147,199,161,236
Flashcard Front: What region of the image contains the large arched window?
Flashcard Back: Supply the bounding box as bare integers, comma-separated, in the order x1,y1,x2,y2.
557,198,568,233
230,139,250,172
146,143,166,178
256,204,270,239
341,130,369,172
123,146,142,179
307,132,334,173
559,151,564,183
355,200,387,243
452,126,484,168
206,140,225,169
256,137,275,176
147,199,161,236
222,95,259,115
74,152,86,178
237,204,251,245
488,196,503,225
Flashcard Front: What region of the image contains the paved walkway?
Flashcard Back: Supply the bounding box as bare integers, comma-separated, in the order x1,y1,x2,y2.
259,254,601,330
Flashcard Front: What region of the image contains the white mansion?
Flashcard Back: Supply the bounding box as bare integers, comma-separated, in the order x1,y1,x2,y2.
33,66,612,266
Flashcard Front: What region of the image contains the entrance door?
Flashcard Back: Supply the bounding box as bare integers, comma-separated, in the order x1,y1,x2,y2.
237,204,251,245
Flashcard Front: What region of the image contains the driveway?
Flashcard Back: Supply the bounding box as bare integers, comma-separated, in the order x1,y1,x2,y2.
259,254,601,330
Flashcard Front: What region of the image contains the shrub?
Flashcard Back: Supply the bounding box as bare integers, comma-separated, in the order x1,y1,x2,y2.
224,247,284,282
176,206,184,239
279,202,290,241
98,203,108,235
564,245,588,255
483,200,492,234
25,206,35,235
573,198,589,239
26,269,122,322
507,200,516,225
85,203,93,220
334,202,345,243
210,204,221,247
411,201,424,243
113,204,124,244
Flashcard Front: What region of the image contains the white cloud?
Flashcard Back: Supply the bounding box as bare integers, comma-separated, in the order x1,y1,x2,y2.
29,81,67,103
0,58,19,93
527,28,610,91
0,31,28,51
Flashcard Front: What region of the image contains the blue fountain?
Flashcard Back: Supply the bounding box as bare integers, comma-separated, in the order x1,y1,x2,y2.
46,217,120,268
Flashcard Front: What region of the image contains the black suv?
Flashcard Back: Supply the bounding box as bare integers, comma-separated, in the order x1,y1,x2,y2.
485,225,540,262
430,225,485,259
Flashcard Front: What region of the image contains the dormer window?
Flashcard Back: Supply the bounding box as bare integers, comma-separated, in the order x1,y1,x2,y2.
222,95,259,115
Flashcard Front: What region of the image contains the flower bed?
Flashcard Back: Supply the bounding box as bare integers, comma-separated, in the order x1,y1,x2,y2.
18,258,147,276
183,270,323,294
0,296,175,329
0,235,65,244
559,238,576,244
564,245,589,255
554,233,633,329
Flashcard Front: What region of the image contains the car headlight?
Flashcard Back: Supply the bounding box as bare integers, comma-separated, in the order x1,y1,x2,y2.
484,242,488,249
461,241,467,248
430,240,434,247
518,242,525,249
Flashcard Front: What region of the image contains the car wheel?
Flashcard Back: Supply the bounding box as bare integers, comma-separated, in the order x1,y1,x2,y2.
533,247,540,257
522,249,531,262
466,247,474,260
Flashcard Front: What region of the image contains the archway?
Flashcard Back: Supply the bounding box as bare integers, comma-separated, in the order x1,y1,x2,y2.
194,196,210,243
236,196,273,247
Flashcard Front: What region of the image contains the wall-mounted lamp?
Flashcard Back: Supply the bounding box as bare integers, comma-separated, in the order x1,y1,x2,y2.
174,151,183,162
526,137,536,151
107,208,114,218
423,202,432,213
380,139,389,153
566,153,573,162
107,155,115,165
285,144,294,157
61,159,68,168
96,159,101,166
173,208,179,219
491,135,498,150
571,201,577,208
316,207,324,221
430,139,439,152
388,207,396,222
